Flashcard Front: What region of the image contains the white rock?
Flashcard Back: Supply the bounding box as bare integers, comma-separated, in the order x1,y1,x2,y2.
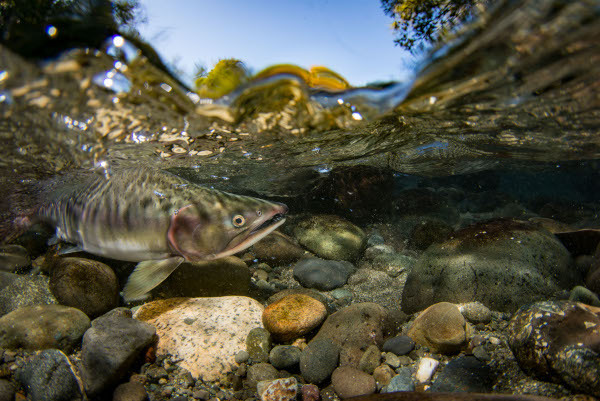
415,357,439,383
133,296,264,381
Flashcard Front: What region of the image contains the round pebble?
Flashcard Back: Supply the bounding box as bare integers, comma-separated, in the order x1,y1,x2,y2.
382,335,415,356
262,294,327,341
293,258,355,291
300,338,339,384
331,366,376,399
269,345,302,371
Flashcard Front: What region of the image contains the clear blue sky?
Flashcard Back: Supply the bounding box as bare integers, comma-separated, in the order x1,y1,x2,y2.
137,0,415,87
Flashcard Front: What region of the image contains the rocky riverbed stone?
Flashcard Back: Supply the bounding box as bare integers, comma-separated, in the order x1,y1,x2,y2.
331,366,376,399
246,363,279,389
134,296,264,382
382,335,415,356
81,308,156,397
568,285,600,306
49,257,119,318
0,304,89,352
346,268,402,310
507,300,600,397
293,258,355,291
252,231,306,265
415,357,439,383
407,302,469,354
263,293,327,341
0,245,30,272
269,345,302,371
358,344,381,374
257,377,298,401
0,272,57,316
402,219,577,313
16,349,82,401
246,327,272,363
0,379,14,401
293,215,366,261
458,301,492,324
430,355,493,392
311,302,387,367
300,337,339,384
384,367,414,392
113,381,148,401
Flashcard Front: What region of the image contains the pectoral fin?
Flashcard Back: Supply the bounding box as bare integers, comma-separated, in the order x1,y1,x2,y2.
122,257,184,302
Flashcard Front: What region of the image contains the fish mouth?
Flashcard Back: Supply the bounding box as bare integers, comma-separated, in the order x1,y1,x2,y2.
216,204,288,258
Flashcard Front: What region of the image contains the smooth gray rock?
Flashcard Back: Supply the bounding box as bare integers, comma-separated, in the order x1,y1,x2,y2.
245,362,278,389
402,219,577,313
81,309,156,397
293,258,355,291
0,304,89,352
383,335,415,356
269,345,301,371
16,349,82,401
430,356,493,392
300,338,339,384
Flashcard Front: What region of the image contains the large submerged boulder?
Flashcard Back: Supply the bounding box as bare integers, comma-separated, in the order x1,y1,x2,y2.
402,219,578,313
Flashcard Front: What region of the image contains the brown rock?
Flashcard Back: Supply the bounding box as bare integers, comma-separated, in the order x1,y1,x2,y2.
252,231,306,265
49,257,119,318
407,302,468,354
372,364,395,387
331,366,376,399
113,381,148,401
311,303,387,367
263,294,327,341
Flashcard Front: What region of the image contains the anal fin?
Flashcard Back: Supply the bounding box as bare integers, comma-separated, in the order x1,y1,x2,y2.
122,257,184,302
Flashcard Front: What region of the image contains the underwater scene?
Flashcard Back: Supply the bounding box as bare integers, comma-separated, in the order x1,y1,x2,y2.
1,0,599,400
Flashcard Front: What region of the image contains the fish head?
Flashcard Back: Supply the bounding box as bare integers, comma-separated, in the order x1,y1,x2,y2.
167,194,288,261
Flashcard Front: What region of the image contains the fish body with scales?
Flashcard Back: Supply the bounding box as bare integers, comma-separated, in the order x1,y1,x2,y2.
35,168,288,301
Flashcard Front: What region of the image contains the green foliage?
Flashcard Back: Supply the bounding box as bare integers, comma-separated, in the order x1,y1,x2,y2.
381,0,482,51
194,59,249,99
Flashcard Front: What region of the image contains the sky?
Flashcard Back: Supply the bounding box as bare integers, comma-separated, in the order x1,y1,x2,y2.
137,0,415,87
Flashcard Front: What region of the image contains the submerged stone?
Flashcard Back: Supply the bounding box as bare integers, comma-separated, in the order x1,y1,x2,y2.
402,219,577,313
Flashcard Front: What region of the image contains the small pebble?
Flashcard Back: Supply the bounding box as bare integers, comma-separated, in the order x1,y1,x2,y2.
415,357,439,383
382,335,415,356
235,350,250,364
383,352,400,369
472,345,491,361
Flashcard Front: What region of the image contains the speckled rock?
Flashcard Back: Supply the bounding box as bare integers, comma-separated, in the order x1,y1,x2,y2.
252,231,306,265
269,345,302,371
402,219,577,314
134,296,264,382
268,288,333,313
407,302,469,354
263,293,327,341
113,381,148,401
300,383,320,401
49,257,119,318
430,356,493,392
300,337,339,384
382,335,415,356
293,258,355,291
81,308,156,397
0,304,89,352
507,300,600,396
346,269,402,310
247,327,272,363
16,349,82,401
331,366,376,399
257,377,298,401
458,302,492,324
0,245,30,272
152,256,251,298
293,215,366,261
311,303,387,367
0,272,57,316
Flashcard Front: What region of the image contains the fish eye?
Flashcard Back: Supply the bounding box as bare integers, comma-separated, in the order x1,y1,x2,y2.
232,214,246,228
257,210,262,217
